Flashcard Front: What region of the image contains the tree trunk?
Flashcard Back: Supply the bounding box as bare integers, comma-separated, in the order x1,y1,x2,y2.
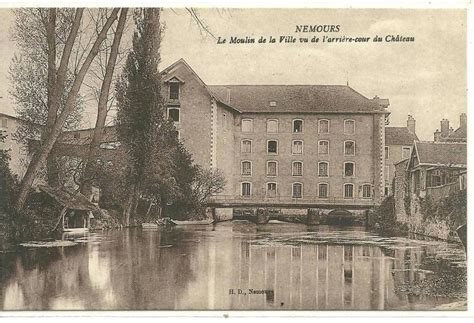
81,8,128,198
44,9,60,186
15,8,120,212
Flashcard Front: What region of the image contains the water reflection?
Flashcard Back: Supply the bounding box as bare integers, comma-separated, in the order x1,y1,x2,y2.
0,223,466,310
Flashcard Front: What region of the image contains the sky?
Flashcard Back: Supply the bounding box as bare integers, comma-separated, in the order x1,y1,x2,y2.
0,8,467,141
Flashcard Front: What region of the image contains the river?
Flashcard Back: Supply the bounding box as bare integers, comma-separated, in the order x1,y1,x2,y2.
0,222,467,310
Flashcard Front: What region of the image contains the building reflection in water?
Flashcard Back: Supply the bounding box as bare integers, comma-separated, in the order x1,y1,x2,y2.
0,226,462,310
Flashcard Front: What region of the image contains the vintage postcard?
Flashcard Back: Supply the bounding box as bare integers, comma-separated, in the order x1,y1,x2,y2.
0,2,469,315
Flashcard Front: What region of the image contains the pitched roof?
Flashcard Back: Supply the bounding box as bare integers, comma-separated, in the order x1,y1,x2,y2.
39,185,98,211
415,141,466,167
208,85,385,114
448,126,467,140
385,127,418,145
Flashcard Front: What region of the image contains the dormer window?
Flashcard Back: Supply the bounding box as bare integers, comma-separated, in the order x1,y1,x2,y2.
269,101,277,107
169,82,180,100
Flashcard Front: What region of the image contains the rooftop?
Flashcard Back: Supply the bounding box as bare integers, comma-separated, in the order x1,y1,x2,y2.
415,141,466,167
385,127,418,146
209,85,386,114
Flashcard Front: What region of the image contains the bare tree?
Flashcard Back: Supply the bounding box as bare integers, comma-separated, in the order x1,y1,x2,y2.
80,8,129,198
15,8,121,212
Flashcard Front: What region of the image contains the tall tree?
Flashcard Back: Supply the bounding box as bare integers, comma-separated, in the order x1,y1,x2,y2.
80,8,129,198
14,8,121,212
9,9,85,185
115,8,163,226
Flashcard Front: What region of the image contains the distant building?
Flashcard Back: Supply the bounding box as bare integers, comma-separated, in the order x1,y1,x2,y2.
384,115,419,196
406,141,466,200
434,113,467,142
0,112,36,178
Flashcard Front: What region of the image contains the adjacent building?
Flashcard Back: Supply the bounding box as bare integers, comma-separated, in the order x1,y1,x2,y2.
406,141,467,200
384,115,418,196
433,113,467,143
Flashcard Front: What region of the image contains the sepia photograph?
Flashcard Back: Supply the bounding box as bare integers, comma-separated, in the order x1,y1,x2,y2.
0,3,469,313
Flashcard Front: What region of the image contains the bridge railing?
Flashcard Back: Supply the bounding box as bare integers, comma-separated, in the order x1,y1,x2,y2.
208,195,376,206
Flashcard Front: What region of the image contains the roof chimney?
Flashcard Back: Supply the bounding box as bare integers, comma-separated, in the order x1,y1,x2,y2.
440,118,450,137
407,115,416,135
460,113,467,130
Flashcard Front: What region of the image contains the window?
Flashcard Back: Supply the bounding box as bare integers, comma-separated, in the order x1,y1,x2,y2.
1,118,7,128
344,162,354,177
267,183,277,198
241,161,252,176
385,166,390,181
168,108,180,122
344,119,355,134
241,119,253,132
318,161,329,177
241,182,251,197
292,183,303,198
384,186,389,197
362,184,372,198
267,119,278,133
318,183,328,198
344,184,354,198
241,140,252,153
292,161,303,176
318,140,329,154
267,161,277,177
402,147,411,159
385,146,389,159
292,140,303,155
344,141,355,155
267,140,278,154
319,119,329,133
293,119,303,133
269,101,277,107
169,82,180,100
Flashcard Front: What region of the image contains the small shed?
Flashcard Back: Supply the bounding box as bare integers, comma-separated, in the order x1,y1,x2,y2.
38,185,98,232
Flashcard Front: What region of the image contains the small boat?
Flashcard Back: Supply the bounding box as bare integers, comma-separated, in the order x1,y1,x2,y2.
170,219,214,225
142,222,159,229
456,223,467,252
63,227,89,234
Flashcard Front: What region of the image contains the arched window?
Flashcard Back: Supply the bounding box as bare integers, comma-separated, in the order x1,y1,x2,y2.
344,119,355,134
292,140,303,155
344,183,354,198
292,183,303,198
293,119,303,133
344,140,355,155
318,140,329,154
241,161,252,176
292,161,303,176
267,161,278,177
318,161,329,177
267,182,277,198
241,139,252,153
267,140,278,154
241,119,253,132
362,184,372,198
241,182,252,197
318,119,329,133
267,119,278,133
318,183,329,198
344,162,355,177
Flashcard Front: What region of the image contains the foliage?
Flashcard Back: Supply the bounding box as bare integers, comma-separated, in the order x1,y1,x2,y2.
420,190,467,230
0,131,18,218
191,168,226,205
368,196,406,234
9,8,84,144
